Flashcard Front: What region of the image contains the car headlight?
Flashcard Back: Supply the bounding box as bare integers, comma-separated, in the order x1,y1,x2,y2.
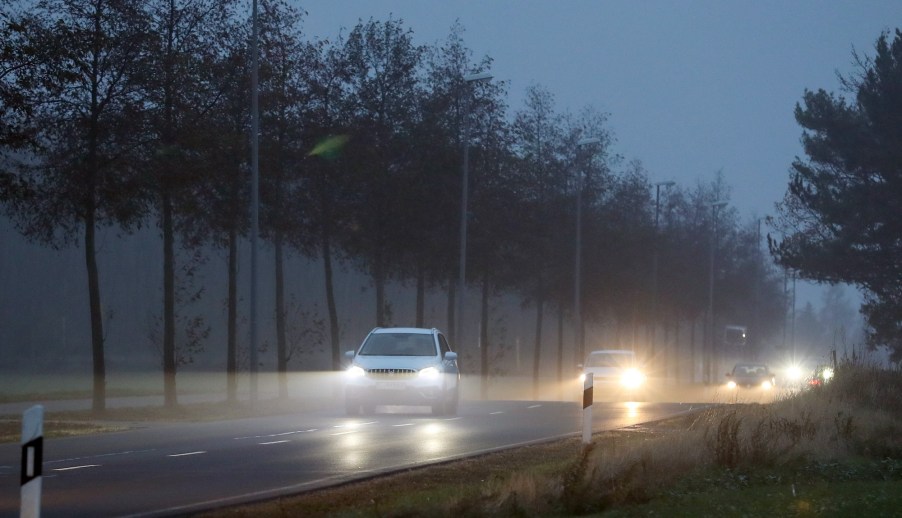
822,367,834,381
418,366,440,379
726,380,737,389
346,365,365,378
786,366,803,382
620,368,645,389
761,380,773,390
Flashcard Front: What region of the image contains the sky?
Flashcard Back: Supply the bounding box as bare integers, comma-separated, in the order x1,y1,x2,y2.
300,0,900,217
299,0,902,307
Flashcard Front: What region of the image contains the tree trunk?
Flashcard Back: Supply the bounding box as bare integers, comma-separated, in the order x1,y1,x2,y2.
85,211,106,413
322,227,340,369
480,271,490,400
227,225,237,403
532,291,544,400
162,189,177,408
415,257,425,327
375,250,385,326
557,306,565,400
690,316,697,384
447,274,456,344
275,232,287,398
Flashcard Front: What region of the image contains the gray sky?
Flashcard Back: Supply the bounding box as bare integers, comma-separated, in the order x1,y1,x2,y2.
301,0,901,308
302,0,901,218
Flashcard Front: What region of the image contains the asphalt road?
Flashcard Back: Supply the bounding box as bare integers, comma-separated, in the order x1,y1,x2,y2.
0,399,704,517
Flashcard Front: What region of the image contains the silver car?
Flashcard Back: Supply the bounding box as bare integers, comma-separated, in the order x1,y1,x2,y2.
344,327,460,415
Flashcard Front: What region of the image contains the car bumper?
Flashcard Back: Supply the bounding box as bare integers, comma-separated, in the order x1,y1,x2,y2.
345,376,452,405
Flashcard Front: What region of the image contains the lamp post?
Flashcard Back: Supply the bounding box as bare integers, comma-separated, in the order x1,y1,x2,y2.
706,200,728,384
652,180,674,378
574,137,600,365
457,71,492,348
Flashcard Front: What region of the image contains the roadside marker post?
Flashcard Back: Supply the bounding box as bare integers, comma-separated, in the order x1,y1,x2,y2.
582,373,593,444
20,405,43,518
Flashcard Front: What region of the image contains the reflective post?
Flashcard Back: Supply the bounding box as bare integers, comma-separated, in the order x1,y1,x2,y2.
582,373,593,444
20,405,43,518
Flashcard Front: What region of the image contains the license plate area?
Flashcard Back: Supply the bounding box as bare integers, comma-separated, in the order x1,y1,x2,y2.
376,381,406,391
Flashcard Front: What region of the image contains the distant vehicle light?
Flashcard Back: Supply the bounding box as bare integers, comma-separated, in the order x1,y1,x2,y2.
822,367,835,381
726,380,737,389
786,366,803,381
761,380,773,390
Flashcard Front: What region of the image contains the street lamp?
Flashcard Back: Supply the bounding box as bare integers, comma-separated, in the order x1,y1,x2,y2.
706,200,728,384
651,180,674,377
574,137,600,365
457,71,493,348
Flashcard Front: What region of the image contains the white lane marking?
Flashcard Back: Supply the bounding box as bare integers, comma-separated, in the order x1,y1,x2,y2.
259,440,290,445
490,411,504,415
330,430,357,436
392,423,414,427
168,451,206,457
234,429,317,440
46,449,156,465
442,416,463,421
53,464,100,472
527,404,542,409
333,421,377,429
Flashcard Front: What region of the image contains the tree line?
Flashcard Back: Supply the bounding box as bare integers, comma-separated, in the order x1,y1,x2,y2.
1,0,786,411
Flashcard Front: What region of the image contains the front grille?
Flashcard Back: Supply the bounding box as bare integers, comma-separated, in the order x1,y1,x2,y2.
367,368,417,379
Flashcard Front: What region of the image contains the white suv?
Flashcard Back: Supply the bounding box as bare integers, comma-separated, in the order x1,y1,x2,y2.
344,327,460,415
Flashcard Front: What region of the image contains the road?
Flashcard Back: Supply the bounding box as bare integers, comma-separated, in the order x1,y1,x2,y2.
0,399,705,517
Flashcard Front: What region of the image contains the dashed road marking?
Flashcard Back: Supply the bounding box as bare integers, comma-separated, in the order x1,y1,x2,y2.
47,449,156,465
234,429,317,440
53,464,100,472
490,411,504,415
259,440,290,445
168,451,206,457
392,423,414,427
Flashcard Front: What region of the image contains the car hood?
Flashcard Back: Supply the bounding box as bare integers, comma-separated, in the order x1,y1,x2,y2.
352,355,440,370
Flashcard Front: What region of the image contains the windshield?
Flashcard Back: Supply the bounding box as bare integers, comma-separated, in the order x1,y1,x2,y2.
586,353,634,368
360,333,437,356
733,365,768,376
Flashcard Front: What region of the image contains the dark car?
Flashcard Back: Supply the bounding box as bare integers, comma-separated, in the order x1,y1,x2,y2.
725,363,776,390
343,327,460,415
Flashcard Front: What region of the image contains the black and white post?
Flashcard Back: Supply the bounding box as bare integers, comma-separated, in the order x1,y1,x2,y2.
20,405,43,518
582,373,593,444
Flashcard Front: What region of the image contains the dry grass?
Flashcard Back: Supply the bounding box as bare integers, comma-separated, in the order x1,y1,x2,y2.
0,419,127,443
482,362,902,516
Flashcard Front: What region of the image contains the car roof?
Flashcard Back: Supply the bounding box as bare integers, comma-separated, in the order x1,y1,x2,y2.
370,327,437,335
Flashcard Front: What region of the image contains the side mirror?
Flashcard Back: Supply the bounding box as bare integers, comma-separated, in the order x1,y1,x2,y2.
725,372,732,378
344,350,356,359
444,351,458,361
